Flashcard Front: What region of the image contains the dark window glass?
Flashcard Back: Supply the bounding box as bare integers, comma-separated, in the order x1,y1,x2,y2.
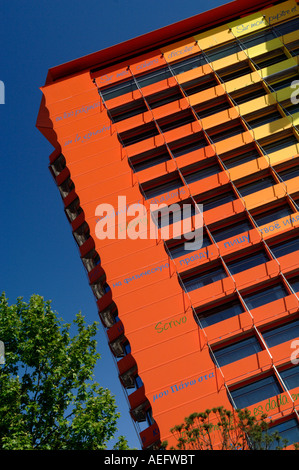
254,50,288,69
284,102,299,115
152,202,196,228
226,250,269,275
200,190,237,212
207,122,245,143
101,79,137,101
171,54,207,75
158,110,195,133
182,74,219,96
231,83,267,105
287,275,299,293
147,87,184,109
196,298,244,327
205,41,242,62
240,30,276,49
273,17,299,36
213,335,262,367
278,165,299,181
230,375,283,408
211,218,252,243
243,283,288,310
223,148,260,169
252,204,294,226
237,176,276,197
260,133,298,154
268,74,299,91
267,418,299,450
183,163,221,184
142,176,182,199
280,365,299,391
194,98,231,118
170,134,207,158
246,109,283,128
167,230,211,258
119,122,159,146
182,264,227,292
270,237,299,258
263,319,299,348
109,99,148,122
217,62,253,82
137,67,172,88
130,146,171,172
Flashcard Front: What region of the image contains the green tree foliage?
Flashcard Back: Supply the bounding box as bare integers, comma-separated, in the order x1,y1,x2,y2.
162,406,299,450
0,293,130,450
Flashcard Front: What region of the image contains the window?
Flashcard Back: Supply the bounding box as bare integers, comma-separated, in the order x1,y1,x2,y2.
194,96,232,119
230,374,283,408
212,335,262,367
253,49,288,70
157,109,196,133
109,99,148,122
151,199,196,228
269,235,299,259
129,145,171,172
118,122,159,147
267,418,299,450
217,61,253,82
136,66,172,88
166,229,211,258
204,41,242,62
206,119,245,143
141,172,183,199
198,187,237,212
169,133,208,158
240,29,276,49
280,365,299,391
267,73,299,91
273,16,299,36
242,281,288,310
182,160,221,184
259,131,298,154
230,82,267,105
221,144,261,169
244,106,283,129
226,248,270,275
147,86,184,109
251,202,294,226
262,319,299,348
236,174,276,197
277,163,299,182
170,53,207,75
195,296,244,327
286,274,299,293
181,262,227,292
182,73,219,96
209,216,253,243
101,78,137,101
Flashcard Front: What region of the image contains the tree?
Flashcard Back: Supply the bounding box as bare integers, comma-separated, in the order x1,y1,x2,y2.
0,292,131,450
162,406,299,450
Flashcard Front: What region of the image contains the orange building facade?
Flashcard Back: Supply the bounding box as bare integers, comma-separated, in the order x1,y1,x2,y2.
37,0,299,449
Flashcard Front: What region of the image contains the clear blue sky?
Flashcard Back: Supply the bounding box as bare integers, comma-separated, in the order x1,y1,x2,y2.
0,0,227,449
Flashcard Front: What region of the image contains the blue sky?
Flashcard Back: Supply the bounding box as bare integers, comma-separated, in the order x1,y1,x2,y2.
0,0,226,449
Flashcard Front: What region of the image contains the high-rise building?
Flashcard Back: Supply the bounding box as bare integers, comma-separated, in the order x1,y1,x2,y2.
37,0,299,450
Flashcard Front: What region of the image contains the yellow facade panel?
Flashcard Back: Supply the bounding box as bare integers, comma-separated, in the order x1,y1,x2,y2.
238,94,277,116
252,116,292,140
223,71,261,94
194,27,234,51
228,0,298,37
268,144,299,166
258,57,298,79
210,51,248,71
